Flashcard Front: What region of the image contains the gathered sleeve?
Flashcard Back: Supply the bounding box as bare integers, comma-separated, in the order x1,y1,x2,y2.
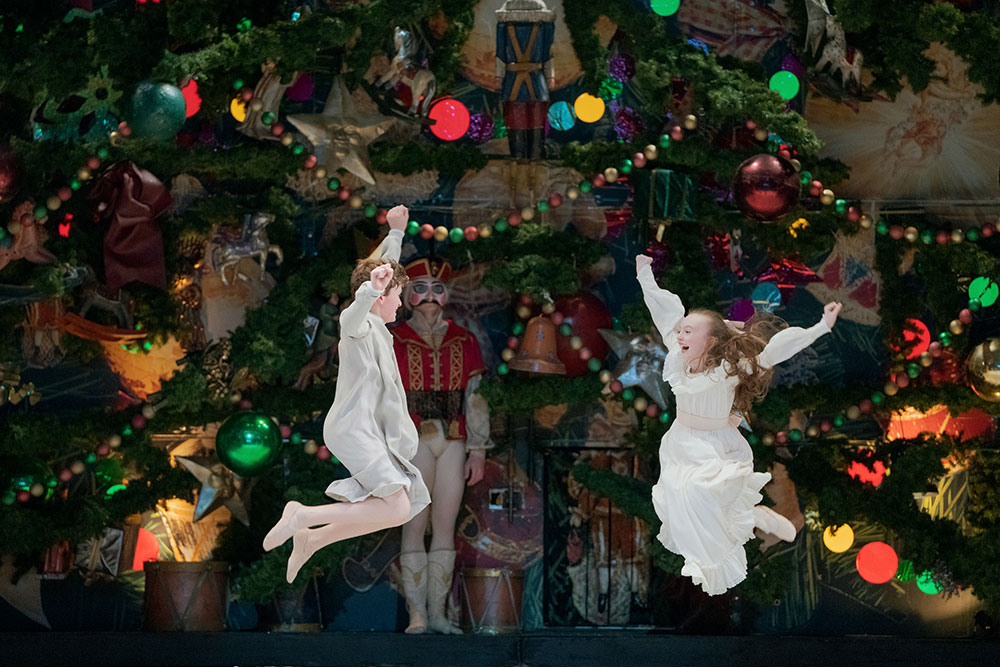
340,282,381,339
757,319,831,369
637,264,685,352
381,228,404,262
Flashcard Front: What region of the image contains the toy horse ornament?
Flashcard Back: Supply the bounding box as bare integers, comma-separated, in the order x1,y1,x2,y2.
211,212,283,285
805,0,863,88
375,27,436,117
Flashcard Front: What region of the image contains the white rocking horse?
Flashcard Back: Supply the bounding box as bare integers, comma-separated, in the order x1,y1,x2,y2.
805,0,863,88
211,212,283,286
375,26,436,117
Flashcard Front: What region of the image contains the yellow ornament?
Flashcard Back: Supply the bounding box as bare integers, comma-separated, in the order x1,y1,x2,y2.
633,396,649,412
919,352,933,367
141,404,156,420
884,380,899,396
966,338,1000,402
599,370,612,383
789,158,801,172
349,195,364,208
569,336,583,350
820,189,835,205
107,435,122,449
30,483,45,498
643,144,658,161
573,93,605,123
303,440,319,455
433,226,449,242
541,302,556,314
683,114,697,130
949,319,964,335
501,348,515,362
516,305,532,320
753,127,769,142
314,167,327,179
822,524,855,553
761,433,775,446
521,206,535,221
8,221,22,235
478,224,492,239
280,133,294,147
46,196,61,211
951,229,964,244
806,425,819,438
230,96,248,123
603,167,618,183
904,226,919,243
249,99,264,112
567,186,580,200
78,167,92,180
859,214,872,229
846,405,861,420
70,460,86,475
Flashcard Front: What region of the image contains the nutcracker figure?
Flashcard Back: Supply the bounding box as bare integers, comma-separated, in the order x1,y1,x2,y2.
391,257,491,634
495,0,555,160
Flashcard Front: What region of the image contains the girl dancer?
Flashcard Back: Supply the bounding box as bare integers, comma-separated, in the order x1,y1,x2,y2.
637,253,840,595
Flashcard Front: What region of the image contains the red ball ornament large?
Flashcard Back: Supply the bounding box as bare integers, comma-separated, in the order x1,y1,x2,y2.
732,154,800,221
552,292,612,376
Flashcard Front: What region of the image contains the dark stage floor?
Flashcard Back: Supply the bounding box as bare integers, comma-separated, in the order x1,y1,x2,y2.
3,630,999,667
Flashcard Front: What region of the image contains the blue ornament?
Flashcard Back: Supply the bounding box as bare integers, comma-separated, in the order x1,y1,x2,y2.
129,81,187,142
751,282,782,313
547,101,575,132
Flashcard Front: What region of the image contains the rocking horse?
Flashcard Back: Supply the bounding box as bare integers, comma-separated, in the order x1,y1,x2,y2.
373,26,437,118
79,266,134,330
210,212,283,286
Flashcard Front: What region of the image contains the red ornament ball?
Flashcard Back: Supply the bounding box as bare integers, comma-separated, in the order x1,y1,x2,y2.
959,308,973,324
376,209,388,225
609,380,623,393
858,399,873,414
507,336,520,350
936,230,949,245
57,187,73,202
847,206,860,222
895,373,910,389
59,469,73,482
428,98,471,141
97,443,110,456
553,292,612,377
303,154,318,169
87,157,101,170
270,122,285,137
889,225,904,240
732,154,800,221
856,541,899,584
316,447,331,460
809,180,823,197
238,399,253,410
929,341,943,357
280,425,292,439
338,188,352,201
419,224,434,239
632,152,647,169
645,404,659,418
592,174,606,188
550,312,564,326
16,491,30,503
982,223,995,238
464,225,479,241
131,415,146,429
519,294,533,306
669,125,684,141
548,192,563,208
507,212,522,227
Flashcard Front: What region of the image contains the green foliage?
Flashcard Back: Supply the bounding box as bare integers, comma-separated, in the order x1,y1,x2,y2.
478,375,604,415
966,452,1000,532
370,141,489,177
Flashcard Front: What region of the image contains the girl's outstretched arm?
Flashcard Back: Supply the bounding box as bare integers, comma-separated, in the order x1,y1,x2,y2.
757,302,842,368
636,255,685,351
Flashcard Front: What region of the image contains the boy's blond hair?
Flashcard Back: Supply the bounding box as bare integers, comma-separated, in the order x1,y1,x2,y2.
350,258,408,296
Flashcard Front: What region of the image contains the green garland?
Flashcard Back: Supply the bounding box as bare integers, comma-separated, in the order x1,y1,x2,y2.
370,141,489,177
478,375,604,415
808,1,1000,103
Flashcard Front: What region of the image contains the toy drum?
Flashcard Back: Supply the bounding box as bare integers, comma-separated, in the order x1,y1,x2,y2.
459,567,523,634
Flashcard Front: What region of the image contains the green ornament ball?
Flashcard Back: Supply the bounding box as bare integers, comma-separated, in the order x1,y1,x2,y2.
916,571,942,595
129,81,187,142
768,70,800,101
364,204,377,218
587,358,602,372
449,227,464,243
559,323,573,336
215,412,283,477
327,177,340,191
789,428,803,442
498,363,509,375
833,414,846,427
512,322,525,335
495,219,509,232
622,388,635,401
290,432,303,445
876,221,889,235
799,171,812,185
658,134,671,148
939,331,952,346
537,201,549,213
579,181,592,194
406,220,420,235
261,111,276,125
871,391,885,404
907,363,920,379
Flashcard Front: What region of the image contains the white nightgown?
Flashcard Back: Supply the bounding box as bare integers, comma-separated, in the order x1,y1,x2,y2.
638,265,830,595
323,229,430,520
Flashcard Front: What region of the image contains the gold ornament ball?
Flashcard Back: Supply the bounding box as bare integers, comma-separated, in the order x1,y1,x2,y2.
905,226,919,243
951,229,964,244
683,114,697,130
521,206,535,221
789,158,801,172
541,302,556,314
107,434,122,449
949,319,964,335
643,144,658,161
314,167,327,179
30,482,45,498
806,425,819,438
303,439,319,455
141,404,156,420
599,370,613,383
516,305,532,320
753,127,769,142
349,195,364,208
884,380,899,396
8,221,22,235
433,226,449,242
603,167,619,183
820,189,835,206
109,130,121,145
859,214,872,229
567,186,580,200
250,99,264,112
501,348,516,362
78,167,92,180
633,396,649,412
478,224,492,239
919,351,934,367
761,433,775,446
846,405,861,420
966,338,1000,402
569,336,583,350
46,196,61,211
229,391,242,403
70,460,86,475
280,133,294,146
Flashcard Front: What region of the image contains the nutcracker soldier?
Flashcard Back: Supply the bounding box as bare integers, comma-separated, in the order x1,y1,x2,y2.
495,0,555,160
390,258,491,634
